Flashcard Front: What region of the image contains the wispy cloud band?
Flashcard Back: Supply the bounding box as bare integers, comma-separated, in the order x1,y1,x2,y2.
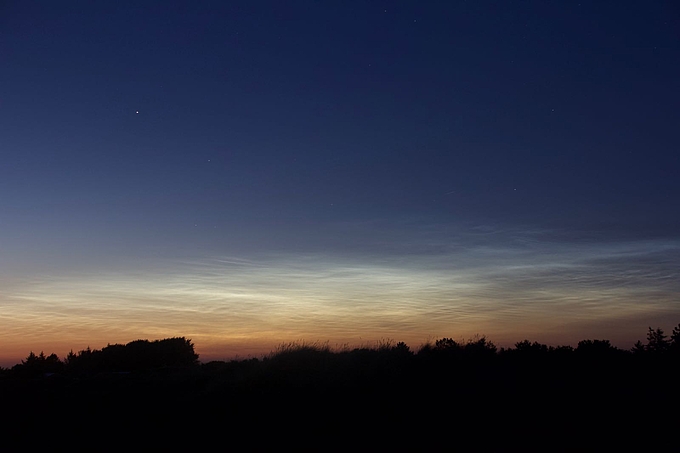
1,226,678,365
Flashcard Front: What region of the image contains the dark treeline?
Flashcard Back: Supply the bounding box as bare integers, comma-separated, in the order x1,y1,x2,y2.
2,326,679,448
5,337,199,378
3,324,680,377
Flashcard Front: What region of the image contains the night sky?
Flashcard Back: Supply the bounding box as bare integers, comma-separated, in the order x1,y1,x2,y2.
1,1,678,366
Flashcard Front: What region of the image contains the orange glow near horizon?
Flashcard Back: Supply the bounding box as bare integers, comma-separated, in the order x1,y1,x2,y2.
2,243,678,368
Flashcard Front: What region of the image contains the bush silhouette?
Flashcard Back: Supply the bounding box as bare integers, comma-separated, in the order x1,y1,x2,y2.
59,337,199,373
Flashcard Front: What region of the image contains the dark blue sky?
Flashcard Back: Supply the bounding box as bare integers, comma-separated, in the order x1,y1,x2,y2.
1,1,679,363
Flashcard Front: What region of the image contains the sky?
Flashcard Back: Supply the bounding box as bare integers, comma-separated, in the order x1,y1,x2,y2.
1,0,679,366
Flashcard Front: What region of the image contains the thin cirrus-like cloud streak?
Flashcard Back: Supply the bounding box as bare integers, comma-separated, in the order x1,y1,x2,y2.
1,228,679,366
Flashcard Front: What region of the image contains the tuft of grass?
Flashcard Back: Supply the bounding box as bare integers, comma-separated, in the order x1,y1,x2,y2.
375,338,395,351
417,340,434,354
266,340,332,360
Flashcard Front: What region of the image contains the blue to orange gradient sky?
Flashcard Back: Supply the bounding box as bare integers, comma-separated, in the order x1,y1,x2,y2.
1,1,678,366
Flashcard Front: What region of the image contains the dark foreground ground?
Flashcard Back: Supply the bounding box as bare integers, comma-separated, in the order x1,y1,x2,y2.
1,344,679,450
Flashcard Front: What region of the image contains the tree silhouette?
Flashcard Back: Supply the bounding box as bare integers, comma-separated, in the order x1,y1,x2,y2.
512,340,550,355
464,336,497,357
14,351,63,377
646,327,669,353
576,339,620,356
631,340,646,355
434,337,462,351
671,324,680,353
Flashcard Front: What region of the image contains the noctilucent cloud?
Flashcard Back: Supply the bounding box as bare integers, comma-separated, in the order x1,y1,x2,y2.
1,1,678,366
